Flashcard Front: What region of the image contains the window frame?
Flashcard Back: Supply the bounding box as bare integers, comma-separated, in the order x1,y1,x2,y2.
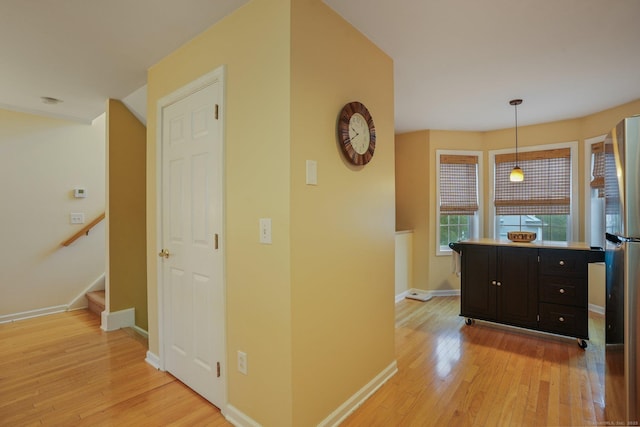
436,149,483,255
488,141,579,242
584,135,607,248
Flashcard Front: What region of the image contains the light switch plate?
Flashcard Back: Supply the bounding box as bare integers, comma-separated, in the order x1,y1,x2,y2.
306,160,317,185
259,218,272,244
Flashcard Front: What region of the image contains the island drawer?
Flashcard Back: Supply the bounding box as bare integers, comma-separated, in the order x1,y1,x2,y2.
538,302,588,339
539,275,587,307
539,249,587,278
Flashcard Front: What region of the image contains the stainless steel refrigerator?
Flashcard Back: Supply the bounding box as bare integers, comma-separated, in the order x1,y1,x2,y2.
604,115,640,425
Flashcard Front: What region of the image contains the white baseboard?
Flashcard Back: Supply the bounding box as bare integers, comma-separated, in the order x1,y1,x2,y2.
222,361,398,427
0,305,68,324
395,290,410,303
589,304,605,315
132,325,149,339
68,273,106,310
101,307,135,332
225,404,262,427
429,289,461,297
145,351,161,370
318,360,398,427
1,274,107,323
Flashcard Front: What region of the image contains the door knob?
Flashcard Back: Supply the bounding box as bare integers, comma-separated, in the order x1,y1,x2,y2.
158,249,170,259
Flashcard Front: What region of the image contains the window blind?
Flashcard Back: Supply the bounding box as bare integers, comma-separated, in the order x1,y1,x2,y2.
440,154,479,215
494,148,571,215
590,141,605,197
604,141,619,215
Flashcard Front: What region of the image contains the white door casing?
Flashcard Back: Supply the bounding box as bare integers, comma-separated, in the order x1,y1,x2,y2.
157,67,225,409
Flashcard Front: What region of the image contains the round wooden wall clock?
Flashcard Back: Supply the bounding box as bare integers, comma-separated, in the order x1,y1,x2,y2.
337,101,376,165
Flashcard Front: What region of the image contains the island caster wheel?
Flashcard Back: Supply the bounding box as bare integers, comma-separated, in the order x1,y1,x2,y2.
578,339,588,349
465,318,474,326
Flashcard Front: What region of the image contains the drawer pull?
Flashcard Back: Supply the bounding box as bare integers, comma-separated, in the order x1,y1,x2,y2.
559,316,565,322
559,288,565,294
559,260,565,266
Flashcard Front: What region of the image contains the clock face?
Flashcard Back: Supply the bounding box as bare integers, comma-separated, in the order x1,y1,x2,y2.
338,102,376,165
348,113,371,155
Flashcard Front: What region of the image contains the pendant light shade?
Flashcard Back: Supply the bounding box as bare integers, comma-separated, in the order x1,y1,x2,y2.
509,99,524,182
510,165,524,182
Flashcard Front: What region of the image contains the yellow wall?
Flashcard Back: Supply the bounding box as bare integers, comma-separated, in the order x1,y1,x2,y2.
290,1,395,425
395,131,430,290
395,130,484,291
147,0,292,423
396,99,640,297
147,0,395,424
106,99,147,330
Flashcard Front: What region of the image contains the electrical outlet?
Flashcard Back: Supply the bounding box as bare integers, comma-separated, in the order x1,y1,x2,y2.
237,350,247,375
70,212,85,224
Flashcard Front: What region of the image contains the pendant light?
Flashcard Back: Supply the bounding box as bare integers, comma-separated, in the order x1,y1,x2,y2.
509,99,524,182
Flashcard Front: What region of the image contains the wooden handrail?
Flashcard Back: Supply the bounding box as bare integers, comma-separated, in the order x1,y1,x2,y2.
61,213,105,247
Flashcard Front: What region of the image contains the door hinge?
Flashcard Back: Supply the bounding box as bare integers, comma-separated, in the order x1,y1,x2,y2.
214,233,219,250
215,104,219,120
537,255,540,262
537,314,540,322
217,361,221,378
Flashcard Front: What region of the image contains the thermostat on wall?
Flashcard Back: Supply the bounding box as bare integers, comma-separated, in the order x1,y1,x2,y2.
74,188,87,198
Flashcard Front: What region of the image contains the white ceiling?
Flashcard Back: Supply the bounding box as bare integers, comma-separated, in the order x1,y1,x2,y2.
0,0,250,124
2,0,639,131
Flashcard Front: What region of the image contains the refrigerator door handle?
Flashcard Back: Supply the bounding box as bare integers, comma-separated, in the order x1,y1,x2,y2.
606,232,623,245
606,233,640,244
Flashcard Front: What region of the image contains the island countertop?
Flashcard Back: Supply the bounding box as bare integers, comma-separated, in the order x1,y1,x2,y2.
450,238,599,251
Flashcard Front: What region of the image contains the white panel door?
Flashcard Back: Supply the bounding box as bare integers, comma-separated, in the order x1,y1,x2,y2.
160,80,224,408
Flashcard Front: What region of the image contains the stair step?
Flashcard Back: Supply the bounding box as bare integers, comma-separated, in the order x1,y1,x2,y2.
86,290,105,316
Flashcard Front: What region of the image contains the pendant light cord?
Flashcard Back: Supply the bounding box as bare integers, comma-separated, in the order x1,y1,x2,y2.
514,102,518,165
508,99,524,183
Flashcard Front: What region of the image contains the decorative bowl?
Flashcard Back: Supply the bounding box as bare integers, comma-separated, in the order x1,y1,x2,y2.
507,231,536,242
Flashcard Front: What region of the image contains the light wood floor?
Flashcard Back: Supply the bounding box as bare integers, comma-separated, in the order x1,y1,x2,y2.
0,310,230,426
0,297,605,426
343,296,605,426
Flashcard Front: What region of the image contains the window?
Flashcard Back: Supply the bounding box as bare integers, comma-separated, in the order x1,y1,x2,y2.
590,140,605,197
437,151,482,254
440,214,470,247
492,143,578,242
603,138,621,235
586,137,606,247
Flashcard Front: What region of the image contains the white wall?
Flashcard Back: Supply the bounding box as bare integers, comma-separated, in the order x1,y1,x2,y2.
0,109,105,320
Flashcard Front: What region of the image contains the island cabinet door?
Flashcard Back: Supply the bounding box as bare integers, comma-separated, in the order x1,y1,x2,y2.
497,246,539,328
460,244,497,321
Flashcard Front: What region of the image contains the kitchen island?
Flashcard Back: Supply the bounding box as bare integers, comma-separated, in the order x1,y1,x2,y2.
449,238,604,348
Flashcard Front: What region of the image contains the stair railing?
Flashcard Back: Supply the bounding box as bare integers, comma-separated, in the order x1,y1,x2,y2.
61,213,106,247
